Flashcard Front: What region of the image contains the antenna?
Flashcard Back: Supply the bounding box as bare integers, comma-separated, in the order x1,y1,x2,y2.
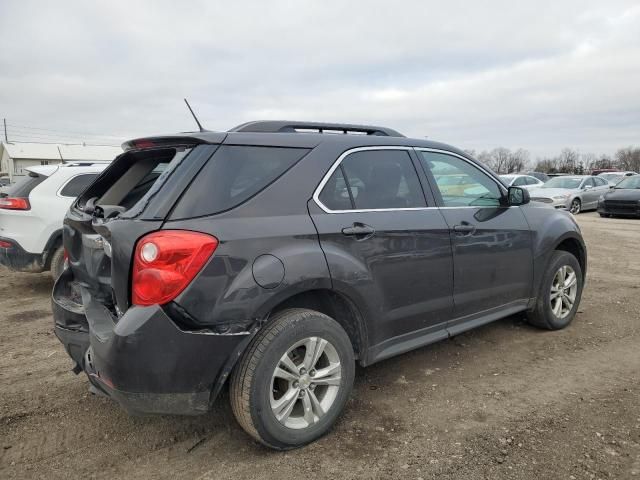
184,98,205,132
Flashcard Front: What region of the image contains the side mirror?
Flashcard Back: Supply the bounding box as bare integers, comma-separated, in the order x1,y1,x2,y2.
508,186,530,206
583,184,593,190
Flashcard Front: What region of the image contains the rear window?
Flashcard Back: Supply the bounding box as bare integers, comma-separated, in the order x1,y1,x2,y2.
76,148,182,212
170,145,309,218
60,174,98,197
3,171,48,198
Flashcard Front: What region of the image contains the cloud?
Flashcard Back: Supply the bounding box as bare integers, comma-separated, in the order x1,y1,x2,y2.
0,0,639,156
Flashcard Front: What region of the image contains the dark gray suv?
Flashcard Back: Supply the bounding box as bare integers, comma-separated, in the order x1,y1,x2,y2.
52,121,586,449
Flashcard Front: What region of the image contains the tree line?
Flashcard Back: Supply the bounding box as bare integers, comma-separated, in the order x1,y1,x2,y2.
464,146,640,174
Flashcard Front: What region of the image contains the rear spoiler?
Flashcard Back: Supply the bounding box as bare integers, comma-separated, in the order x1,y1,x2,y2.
122,132,227,151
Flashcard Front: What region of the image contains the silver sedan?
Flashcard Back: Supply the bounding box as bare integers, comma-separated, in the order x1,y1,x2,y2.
528,175,611,214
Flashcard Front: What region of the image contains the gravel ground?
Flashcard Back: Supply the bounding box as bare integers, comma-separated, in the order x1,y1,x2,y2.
1,212,639,479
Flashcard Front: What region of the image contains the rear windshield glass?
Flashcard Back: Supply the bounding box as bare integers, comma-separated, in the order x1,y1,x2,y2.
171,145,309,218
76,148,183,213
3,171,48,198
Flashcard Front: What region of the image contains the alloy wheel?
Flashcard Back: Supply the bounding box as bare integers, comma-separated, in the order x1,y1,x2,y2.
569,199,581,214
270,336,342,429
550,265,578,319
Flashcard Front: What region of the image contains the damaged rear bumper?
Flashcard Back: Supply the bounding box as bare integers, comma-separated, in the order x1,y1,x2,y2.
52,269,253,415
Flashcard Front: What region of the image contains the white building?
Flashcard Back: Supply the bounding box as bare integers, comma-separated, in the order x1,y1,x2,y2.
0,142,122,181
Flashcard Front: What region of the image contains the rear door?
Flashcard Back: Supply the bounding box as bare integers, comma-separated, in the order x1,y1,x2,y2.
309,147,454,357
416,149,533,330
591,176,610,207
580,177,597,208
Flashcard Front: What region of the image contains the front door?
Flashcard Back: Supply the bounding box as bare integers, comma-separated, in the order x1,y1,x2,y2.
416,150,533,328
309,147,454,355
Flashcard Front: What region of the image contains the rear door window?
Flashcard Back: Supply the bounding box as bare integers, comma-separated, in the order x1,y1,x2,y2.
524,176,539,185
593,177,608,187
171,145,310,218
59,174,98,197
318,149,426,211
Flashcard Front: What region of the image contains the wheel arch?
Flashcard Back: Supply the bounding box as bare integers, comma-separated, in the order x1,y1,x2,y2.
42,229,63,270
554,235,587,282
267,288,369,365
209,286,369,405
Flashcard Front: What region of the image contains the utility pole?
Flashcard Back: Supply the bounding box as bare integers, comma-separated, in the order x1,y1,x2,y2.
3,118,7,143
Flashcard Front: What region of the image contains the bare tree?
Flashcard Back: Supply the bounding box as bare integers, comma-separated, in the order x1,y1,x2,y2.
474,147,531,174
557,148,579,173
615,147,640,172
534,158,557,173
505,148,530,173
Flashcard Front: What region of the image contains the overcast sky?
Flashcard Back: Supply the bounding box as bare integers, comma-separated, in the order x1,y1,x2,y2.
1,0,639,157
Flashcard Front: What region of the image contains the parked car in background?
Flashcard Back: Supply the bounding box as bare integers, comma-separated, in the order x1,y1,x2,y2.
499,174,545,190
524,171,550,183
52,120,586,450
0,176,10,187
0,162,110,278
591,168,619,176
597,175,640,218
529,175,610,214
597,171,637,187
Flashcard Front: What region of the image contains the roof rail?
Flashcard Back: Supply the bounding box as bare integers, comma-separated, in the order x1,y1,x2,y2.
229,120,405,137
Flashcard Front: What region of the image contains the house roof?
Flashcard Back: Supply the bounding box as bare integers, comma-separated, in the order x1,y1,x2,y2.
1,142,122,161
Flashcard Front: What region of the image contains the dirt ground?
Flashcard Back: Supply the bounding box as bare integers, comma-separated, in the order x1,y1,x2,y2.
1,212,639,480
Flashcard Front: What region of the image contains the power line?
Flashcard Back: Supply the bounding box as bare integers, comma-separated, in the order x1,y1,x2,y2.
7,127,122,140
6,132,121,146
7,131,122,143
5,122,125,139
7,139,122,147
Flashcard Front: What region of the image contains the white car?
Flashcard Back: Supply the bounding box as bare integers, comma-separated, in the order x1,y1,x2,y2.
597,171,637,187
0,162,109,278
499,174,545,190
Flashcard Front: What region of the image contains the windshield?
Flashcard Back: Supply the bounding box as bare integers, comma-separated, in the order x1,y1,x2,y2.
543,177,582,189
616,176,640,189
500,175,515,184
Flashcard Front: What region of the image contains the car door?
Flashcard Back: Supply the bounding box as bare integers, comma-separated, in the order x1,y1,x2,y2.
580,177,599,208
309,147,454,354
592,177,610,205
415,149,533,330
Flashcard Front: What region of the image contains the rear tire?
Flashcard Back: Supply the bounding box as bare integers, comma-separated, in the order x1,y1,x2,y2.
230,308,355,450
527,250,583,330
50,246,65,280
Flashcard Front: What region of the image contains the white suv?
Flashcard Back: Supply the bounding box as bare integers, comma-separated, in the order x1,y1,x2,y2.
0,162,109,278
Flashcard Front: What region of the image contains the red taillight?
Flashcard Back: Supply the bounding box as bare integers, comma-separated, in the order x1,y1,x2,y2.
0,197,30,210
131,230,218,306
133,139,155,149
0,240,13,248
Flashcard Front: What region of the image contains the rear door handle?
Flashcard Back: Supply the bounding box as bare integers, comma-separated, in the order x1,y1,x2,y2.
453,224,476,236
341,223,375,240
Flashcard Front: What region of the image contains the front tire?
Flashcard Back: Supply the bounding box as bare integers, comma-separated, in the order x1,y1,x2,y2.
569,198,581,215
230,308,355,450
527,250,583,330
